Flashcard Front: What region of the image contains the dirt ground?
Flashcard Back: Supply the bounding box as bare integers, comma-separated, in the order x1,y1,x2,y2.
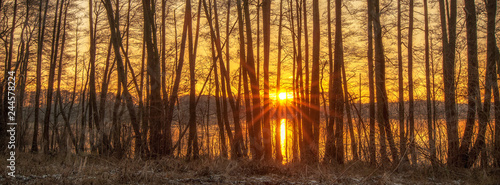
1,153,499,184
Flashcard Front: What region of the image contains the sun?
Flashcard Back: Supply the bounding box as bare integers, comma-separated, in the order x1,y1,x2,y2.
278,92,288,100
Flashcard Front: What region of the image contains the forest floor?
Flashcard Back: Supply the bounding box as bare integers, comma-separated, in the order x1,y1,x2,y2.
1,153,499,184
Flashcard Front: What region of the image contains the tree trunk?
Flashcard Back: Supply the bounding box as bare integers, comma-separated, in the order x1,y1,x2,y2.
466,0,496,168
32,0,49,153
102,0,144,157
374,0,398,164
324,0,336,163
424,0,436,167
457,0,480,168
275,0,284,163
437,0,459,167
367,0,376,166
408,0,416,165
43,0,64,153
397,0,408,164
243,0,263,160
186,0,199,160
262,0,273,161
342,56,357,161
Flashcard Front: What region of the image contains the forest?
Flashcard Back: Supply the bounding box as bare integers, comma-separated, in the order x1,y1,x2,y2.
0,0,500,183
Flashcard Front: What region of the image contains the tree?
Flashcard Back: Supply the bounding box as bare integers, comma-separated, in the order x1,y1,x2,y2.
397,0,407,164
243,0,263,160
374,0,398,164
367,0,376,166
43,0,65,153
424,0,436,167
437,0,458,167
102,0,144,157
458,0,480,168
325,0,336,163
310,0,321,163
275,0,284,163
408,0,416,165
333,0,344,164
465,0,497,168
186,0,199,160
32,0,49,153
262,0,273,161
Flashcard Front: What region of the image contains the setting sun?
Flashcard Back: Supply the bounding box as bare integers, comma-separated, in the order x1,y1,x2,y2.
278,92,293,101
279,92,287,100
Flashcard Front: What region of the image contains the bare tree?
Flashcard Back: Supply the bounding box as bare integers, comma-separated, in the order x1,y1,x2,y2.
262,0,273,161
424,0,436,167
374,0,398,164
437,0,458,167
310,0,320,163
408,0,416,165
32,0,49,153
367,0,376,166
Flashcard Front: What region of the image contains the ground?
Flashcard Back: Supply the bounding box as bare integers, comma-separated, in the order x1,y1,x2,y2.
1,153,499,184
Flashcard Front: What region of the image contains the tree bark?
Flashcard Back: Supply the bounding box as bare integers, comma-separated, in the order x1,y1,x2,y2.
424,0,436,167
437,0,459,167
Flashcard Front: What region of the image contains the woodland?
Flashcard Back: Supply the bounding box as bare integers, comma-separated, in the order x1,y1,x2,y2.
0,0,500,183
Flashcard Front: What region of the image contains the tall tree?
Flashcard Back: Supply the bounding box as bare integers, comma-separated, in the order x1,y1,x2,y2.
243,0,263,160
367,0,376,166
458,0,480,167
186,0,198,160
164,0,190,156
43,0,65,153
275,0,284,163
310,0,321,163
102,0,144,157
342,53,357,161
236,0,254,159
325,0,336,163
333,0,344,164
397,0,407,164
262,0,273,161
490,0,500,167
424,0,436,167
437,0,458,167
142,0,163,157
408,0,416,165
32,0,49,153
465,0,497,168
374,0,398,163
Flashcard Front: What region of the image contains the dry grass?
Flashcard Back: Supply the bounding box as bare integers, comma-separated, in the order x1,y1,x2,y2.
0,153,499,184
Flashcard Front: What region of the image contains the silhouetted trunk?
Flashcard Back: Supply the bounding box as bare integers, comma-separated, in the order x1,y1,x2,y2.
324,0,336,163
186,0,199,160
466,0,496,168
367,0,376,166
424,0,436,167
275,0,283,163
262,0,273,161
437,0,458,167
243,0,263,160
164,0,191,156
397,0,407,164
102,0,144,156
288,0,299,161
236,0,254,159
333,0,344,164
408,0,416,165
142,0,163,157
32,0,49,153
374,0,398,164
342,55,357,161
457,0,480,168
43,0,64,153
